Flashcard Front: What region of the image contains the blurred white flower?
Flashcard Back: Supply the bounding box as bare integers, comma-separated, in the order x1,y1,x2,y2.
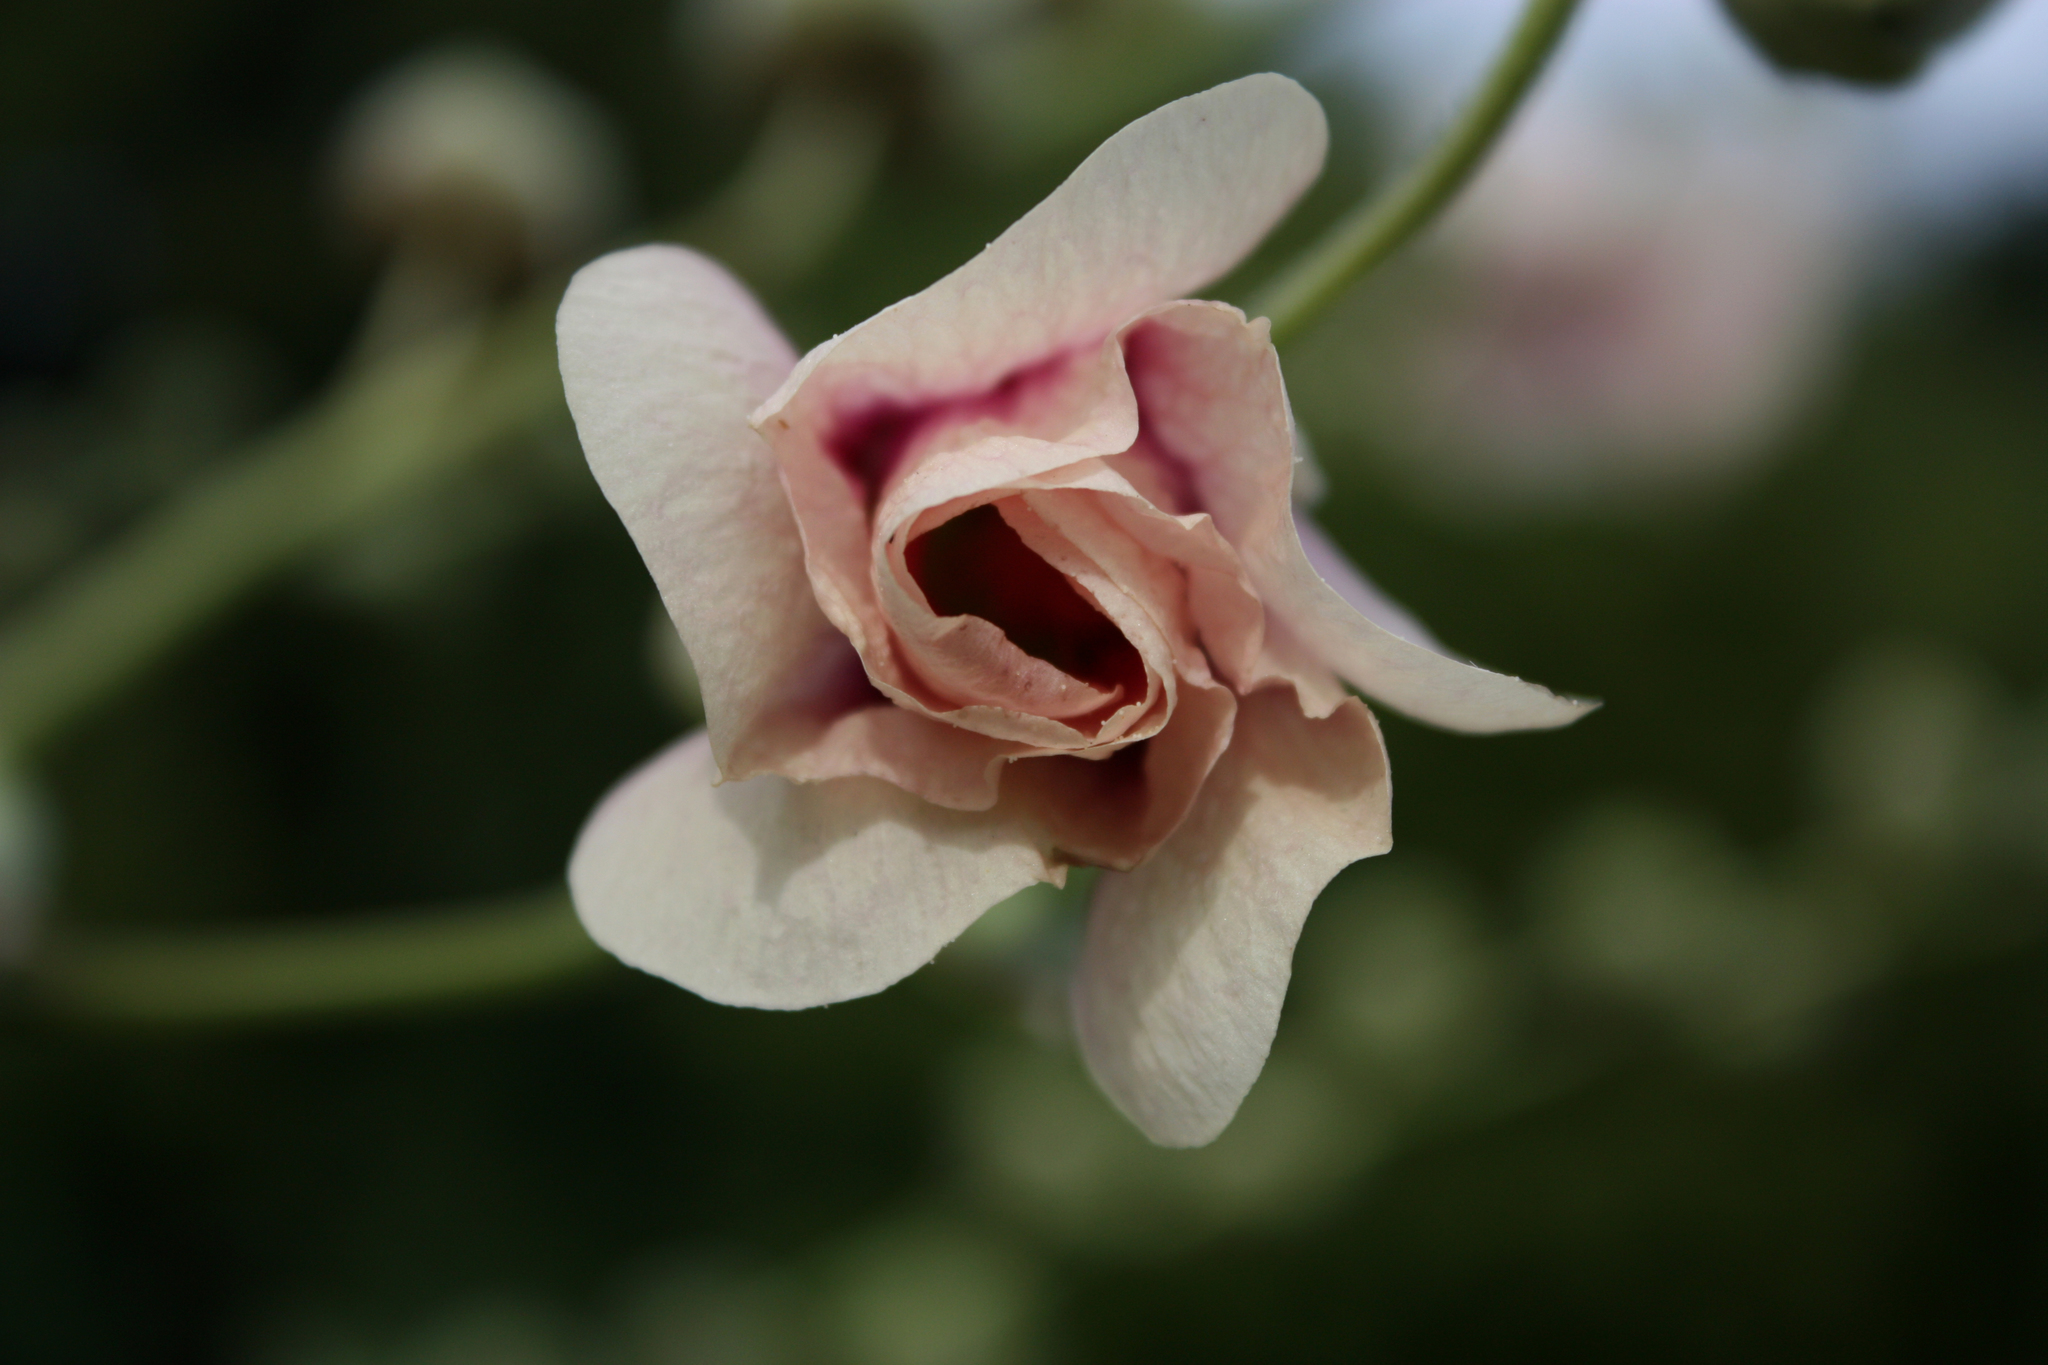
1292,0,2048,513
1391,105,1859,506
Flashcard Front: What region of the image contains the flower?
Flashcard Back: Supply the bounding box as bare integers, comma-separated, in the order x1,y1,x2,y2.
1362,105,1859,511
557,74,1591,1146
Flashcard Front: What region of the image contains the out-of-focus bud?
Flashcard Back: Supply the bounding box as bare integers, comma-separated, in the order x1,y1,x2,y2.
1718,0,2003,85
688,0,981,117
329,44,627,280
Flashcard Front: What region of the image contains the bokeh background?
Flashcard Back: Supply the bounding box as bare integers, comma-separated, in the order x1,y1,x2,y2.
5,0,2048,1360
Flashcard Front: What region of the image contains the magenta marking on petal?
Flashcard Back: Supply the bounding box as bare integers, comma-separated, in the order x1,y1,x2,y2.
822,350,1083,513
827,402,929,515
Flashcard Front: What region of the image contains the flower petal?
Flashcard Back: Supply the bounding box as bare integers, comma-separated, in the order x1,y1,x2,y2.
1070,690,1392,1147
1262,527,1597,733
756,72,1327,417
766,335,1141,741
1293,511,1444,652
1126,301,1596,734
558,245,846,777
768,703,1026,812
1005,673,1237,872
570,731,1058,1009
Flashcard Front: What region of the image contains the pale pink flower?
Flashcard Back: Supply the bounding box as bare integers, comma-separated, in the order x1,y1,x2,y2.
557,75,1591,1146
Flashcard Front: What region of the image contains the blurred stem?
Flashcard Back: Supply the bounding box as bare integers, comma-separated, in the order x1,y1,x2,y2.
0,301,560,760
0,82,888,764
677,87,891,291
1248,0,1583,346
0,82,893,1027
22,886,602,1025
343,233,499,371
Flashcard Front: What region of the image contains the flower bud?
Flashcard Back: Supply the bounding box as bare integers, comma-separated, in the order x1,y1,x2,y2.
328,44,626,274
1718,0,2003,85
693,0,958,95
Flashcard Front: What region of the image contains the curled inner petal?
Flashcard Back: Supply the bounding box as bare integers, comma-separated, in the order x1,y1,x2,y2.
906,502,1144,699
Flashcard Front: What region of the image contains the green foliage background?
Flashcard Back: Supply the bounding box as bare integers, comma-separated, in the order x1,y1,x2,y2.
3,1,2046,1360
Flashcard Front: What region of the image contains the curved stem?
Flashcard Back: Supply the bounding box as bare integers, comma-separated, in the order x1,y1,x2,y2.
0,87,898,1032
0,301,561,761
20,886,602,1025
1248,0,1584,346
0,83,891,765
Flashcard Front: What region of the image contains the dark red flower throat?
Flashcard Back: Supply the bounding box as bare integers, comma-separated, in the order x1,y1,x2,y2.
906,503,1144,698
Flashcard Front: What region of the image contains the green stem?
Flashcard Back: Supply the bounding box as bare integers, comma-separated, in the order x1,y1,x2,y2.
21,886,602,1025
0,82,890,765
0,299,562,761
0,86,897,1030
1248,0,1584,346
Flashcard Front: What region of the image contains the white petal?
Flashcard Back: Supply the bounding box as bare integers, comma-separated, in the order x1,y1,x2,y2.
570,731,1057,1009
1124,299,1595,734
756,73,1328,415
558,244,846,777
1259,516,1598,732
1293,511,1445,652
1071,690,1392,1147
